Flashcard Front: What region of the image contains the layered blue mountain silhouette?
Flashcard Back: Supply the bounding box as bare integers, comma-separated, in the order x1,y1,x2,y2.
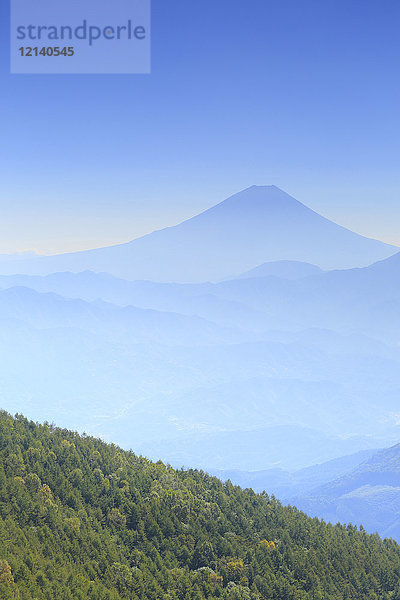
211,440,400,542
292,444,400,541
0,185,400,541
235,260,323,280
0,186,397,281
1,254,400,472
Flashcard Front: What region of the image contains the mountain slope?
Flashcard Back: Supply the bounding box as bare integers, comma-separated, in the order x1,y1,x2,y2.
210,448,378,498
235,260,323,280
0,186,396,281
2,411,400,600
2,253,400,341
0,285,249,346
292,444,400,540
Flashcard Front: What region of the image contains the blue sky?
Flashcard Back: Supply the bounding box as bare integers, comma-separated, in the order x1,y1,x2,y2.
1,0,400,253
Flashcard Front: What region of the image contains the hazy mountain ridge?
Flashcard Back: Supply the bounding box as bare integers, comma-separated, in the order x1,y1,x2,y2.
0,186,399,479
210,444,400,542
0,285,252,346
0,186,396,281
2,250,400,342
208,449,379,498
235,260,323,280
288,444,400,540
2,252,400,470
1,293,393,468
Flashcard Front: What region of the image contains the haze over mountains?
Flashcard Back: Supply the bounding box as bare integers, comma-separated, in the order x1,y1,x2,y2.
0,185,399,540
0,186,397,281
211,443,400,541
293,443,400,541
236,260,323,280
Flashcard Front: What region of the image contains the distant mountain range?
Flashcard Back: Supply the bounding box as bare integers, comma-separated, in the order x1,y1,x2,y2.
208,444,400,541
0,185,399,480
292,444,400,541
2,250,400,342
0,186,397,281
236,260,323,280
209,449,379,499
1,254,400,470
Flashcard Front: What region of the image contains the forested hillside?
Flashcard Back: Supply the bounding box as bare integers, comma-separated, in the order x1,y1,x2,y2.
1,411,400,600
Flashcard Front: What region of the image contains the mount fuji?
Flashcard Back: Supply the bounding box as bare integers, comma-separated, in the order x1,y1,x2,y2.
0,186,397,282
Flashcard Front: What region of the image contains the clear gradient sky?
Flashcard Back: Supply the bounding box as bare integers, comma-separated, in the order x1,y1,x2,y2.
1,0,400,254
